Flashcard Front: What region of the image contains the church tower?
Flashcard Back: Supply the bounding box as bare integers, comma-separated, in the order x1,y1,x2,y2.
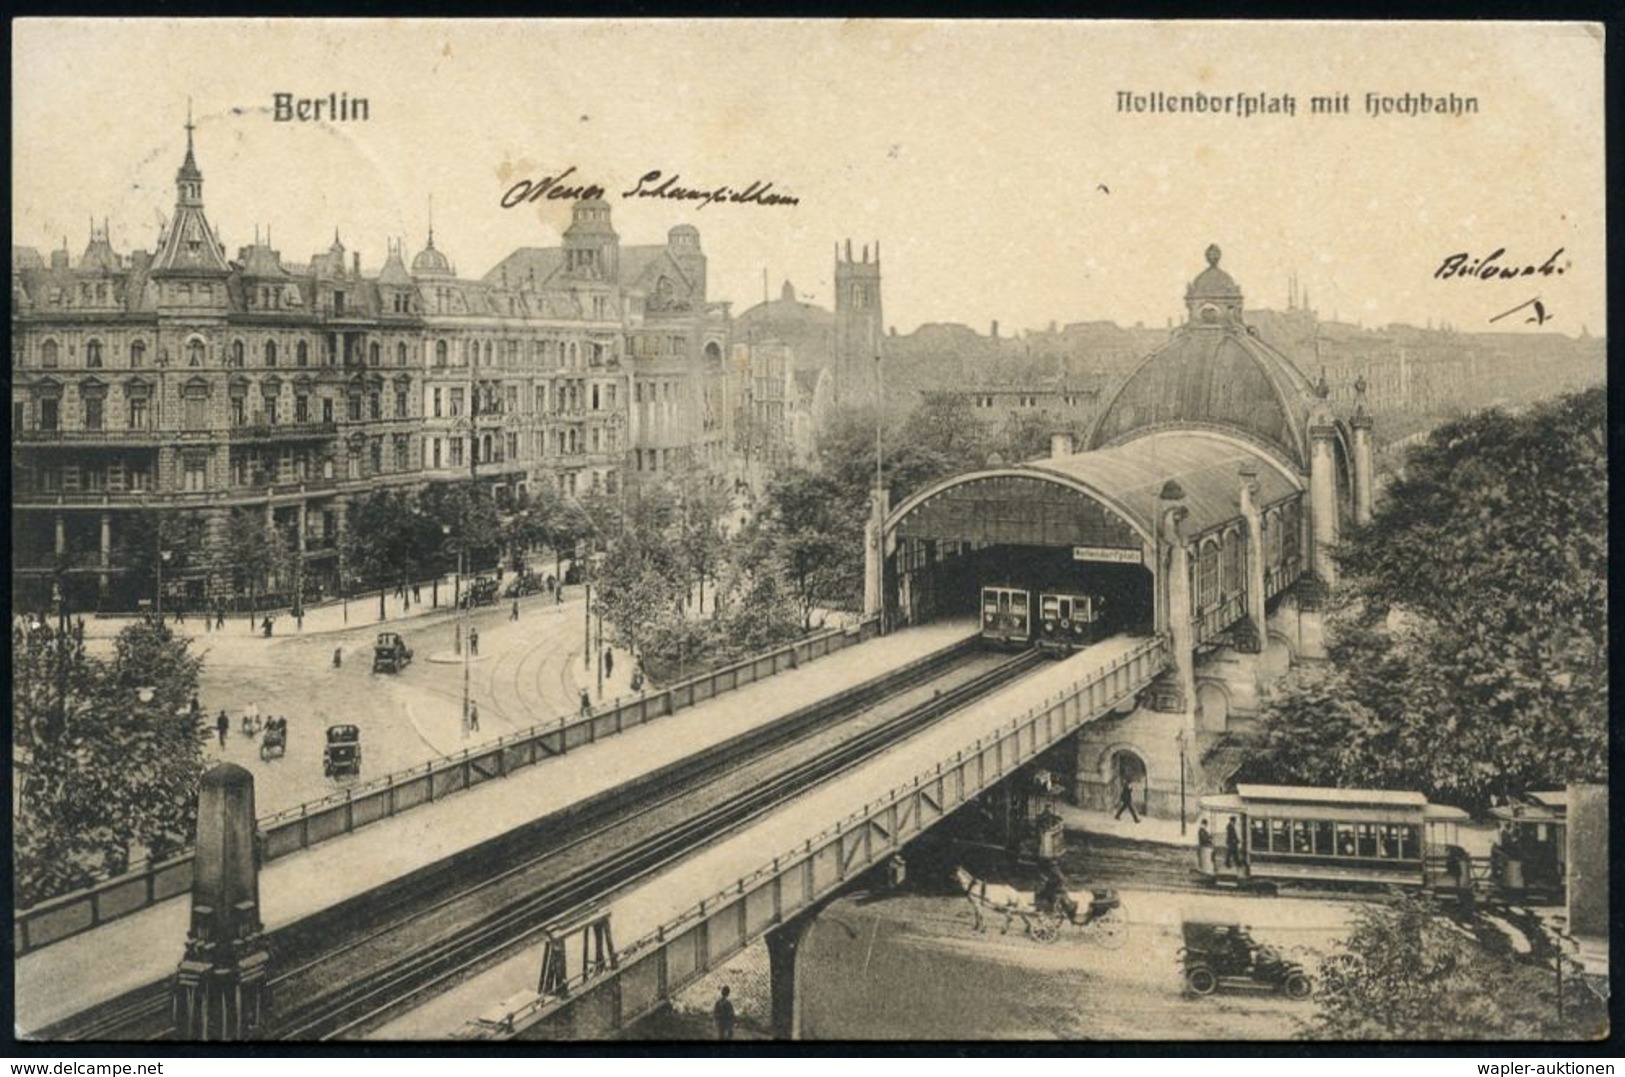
833,239,883,404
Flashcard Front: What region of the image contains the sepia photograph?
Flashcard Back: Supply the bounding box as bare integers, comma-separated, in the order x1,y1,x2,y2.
9,18,1608,1046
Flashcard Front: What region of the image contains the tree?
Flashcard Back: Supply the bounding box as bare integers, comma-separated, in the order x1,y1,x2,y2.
342,488,424,616
593,527,682,660
753,466,866,630
419,480,504,576
1307,892,1605,1040
1247,389,1607,812
675,474,732,615
991,410,1059,464
115,511,203,610
14,619,206,906
226,508,289,616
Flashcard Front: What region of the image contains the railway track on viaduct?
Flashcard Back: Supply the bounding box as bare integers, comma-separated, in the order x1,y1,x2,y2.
40,642,1044,1042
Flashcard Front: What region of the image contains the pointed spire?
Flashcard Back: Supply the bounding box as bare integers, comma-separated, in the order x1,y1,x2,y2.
180,98,201,180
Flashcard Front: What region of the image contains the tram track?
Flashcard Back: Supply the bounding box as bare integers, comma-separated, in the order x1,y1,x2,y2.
35,638,1039,1042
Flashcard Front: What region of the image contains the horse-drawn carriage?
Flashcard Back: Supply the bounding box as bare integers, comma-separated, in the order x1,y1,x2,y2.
954,866,1127,947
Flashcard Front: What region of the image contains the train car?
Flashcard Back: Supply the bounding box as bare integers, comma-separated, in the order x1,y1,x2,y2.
1195,784,1472,894
1035,591,1104,655
980,585,1033,648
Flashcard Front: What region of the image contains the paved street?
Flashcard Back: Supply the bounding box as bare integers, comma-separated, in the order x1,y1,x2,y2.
84,579,638,818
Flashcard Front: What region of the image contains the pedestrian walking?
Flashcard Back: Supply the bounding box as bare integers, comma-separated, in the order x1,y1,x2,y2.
579,688,592,718
262,615,273,638
469,628,479,656
556,585,563,606
216,710,230,748
713,986,735,1042
468,702,480,732
1113,779,1140,823
215,607,225,631
413,583,421,603
511,599,520,621
1224,816,1241,868
603,648,614,679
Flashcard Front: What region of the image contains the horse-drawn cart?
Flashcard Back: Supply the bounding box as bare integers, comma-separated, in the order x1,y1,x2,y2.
954,866,1127,947
260,720,286,761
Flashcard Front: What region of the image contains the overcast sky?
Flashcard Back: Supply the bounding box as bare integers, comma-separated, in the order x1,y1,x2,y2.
13,19,1605,337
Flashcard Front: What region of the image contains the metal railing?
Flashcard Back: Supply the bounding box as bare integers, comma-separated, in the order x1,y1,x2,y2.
13,616,884,957
469,634,1170,1038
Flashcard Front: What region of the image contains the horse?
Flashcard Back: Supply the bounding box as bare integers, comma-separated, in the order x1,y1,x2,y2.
952,866,1035,935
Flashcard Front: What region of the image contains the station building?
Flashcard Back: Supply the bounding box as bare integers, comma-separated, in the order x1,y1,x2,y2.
866,244,1378,816
11,122,731,613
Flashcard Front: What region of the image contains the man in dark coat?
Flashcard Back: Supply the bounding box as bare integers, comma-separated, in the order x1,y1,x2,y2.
1225,817,1241,868
713,985,735,1041
1114,780,1140,823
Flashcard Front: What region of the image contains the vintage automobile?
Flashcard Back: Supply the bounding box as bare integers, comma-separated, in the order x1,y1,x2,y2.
504,571,544,599
1179,920,1311,999
324,724,362,779
372,631,413,673
459,577,501,609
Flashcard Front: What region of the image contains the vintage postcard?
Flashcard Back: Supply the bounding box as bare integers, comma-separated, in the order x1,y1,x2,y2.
10,19,1607,1046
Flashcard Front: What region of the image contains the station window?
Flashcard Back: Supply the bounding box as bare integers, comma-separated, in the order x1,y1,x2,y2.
1356,823,1378,858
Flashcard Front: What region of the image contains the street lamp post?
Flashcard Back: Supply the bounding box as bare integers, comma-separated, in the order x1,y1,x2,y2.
156,548,172,621
444,523,471,737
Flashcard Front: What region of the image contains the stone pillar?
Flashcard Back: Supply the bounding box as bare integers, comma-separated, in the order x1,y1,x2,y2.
1350,381,1374,525
99,513,112,601
1159,482,1197,734
205,508,231,608
1309,417,1338,586
172,764,269,1041
54,514,66,557
1236,468,1267,654
765,915,817,1040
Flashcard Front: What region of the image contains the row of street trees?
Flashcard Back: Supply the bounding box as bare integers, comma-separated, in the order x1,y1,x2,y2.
586,396,1057,683
14,617,206,907
337,480,598,611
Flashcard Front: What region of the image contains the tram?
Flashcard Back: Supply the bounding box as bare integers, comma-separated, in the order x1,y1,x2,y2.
1196,784,1473,894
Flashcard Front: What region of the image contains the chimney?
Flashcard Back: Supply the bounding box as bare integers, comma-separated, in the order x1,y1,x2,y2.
352,252,360,276
1049,432,1074,459
991,319,999,339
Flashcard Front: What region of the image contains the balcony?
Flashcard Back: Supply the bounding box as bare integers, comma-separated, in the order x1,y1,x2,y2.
227,422,339,443
14,427,162,447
